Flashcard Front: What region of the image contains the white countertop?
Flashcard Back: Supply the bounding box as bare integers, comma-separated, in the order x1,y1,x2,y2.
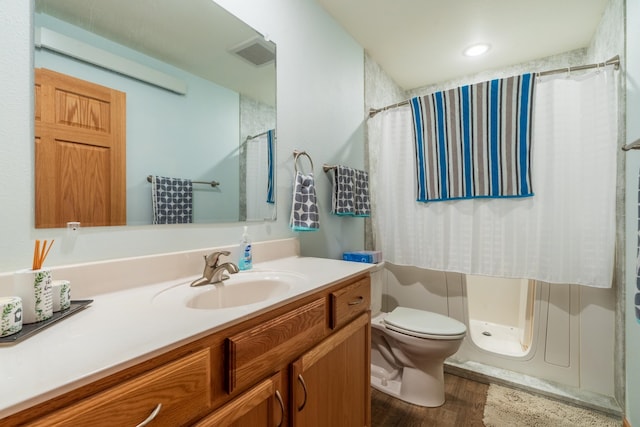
0,256,374,418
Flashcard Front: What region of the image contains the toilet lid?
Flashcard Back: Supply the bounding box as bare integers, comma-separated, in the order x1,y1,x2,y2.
384,307,467,339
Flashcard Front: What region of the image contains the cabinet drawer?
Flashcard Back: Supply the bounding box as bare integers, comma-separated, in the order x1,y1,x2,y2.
330,277,371,329
30,349,211,427
227,298,326,393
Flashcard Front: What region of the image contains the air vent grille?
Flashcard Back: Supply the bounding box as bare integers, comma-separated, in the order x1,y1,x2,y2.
230,37,275,67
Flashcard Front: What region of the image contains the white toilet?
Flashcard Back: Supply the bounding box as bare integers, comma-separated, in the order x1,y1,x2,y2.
369,269,467,407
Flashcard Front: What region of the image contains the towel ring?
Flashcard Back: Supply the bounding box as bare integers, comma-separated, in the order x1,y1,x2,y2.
293,150,314,174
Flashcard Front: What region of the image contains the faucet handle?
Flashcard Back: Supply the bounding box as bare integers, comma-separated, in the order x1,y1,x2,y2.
204,250,230,268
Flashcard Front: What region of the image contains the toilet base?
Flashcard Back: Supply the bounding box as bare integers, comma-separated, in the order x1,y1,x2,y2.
370,364,446,407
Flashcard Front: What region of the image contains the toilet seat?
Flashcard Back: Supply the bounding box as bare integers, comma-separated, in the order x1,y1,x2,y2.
383,307,467,340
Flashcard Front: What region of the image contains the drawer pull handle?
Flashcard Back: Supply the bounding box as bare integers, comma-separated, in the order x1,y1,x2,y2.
136,403,162,427
348,296,364,306
297,374,308,411
275,390,285,427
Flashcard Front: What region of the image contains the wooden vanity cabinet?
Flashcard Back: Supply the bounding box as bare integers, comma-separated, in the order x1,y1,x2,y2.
6,273,371,427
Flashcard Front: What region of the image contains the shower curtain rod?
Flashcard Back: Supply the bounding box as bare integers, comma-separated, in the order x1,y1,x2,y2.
245,129,275,141
368,55,620,118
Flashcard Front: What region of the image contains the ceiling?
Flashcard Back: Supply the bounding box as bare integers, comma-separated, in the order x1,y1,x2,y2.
317,0,610,90
34,0,276,105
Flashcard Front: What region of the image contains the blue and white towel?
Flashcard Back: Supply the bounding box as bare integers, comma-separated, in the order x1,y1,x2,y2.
290,171,319,231
151,175,193,224
266,129,276,204
410,73,535,202
331,165,370,217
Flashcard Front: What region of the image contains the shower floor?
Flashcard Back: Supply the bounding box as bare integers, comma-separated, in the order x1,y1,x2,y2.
469,319,529,357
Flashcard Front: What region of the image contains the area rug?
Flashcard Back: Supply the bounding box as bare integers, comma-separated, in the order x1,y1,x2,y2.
483,384,620,427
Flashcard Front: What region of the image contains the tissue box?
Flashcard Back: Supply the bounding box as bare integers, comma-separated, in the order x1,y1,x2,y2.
342,251,382,264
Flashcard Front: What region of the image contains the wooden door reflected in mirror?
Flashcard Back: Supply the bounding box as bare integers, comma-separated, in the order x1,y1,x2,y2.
35,68,126,228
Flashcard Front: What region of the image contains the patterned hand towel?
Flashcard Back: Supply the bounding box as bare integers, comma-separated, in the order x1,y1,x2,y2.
331,165,355,215
331,166,371,217
354,169,371,217
151,175,193,224
290,171,319,231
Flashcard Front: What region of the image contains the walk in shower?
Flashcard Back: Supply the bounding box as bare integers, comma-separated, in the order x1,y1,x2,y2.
465,275,536,358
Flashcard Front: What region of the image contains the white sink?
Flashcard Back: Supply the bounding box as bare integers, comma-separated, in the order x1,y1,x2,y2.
152,270,308,310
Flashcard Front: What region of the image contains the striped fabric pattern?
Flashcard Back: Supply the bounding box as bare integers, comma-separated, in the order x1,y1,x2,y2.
410,73,535,202
266,129,275,204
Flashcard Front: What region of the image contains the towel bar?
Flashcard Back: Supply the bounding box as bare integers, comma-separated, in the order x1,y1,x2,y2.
146,175,219,187
622,138,640,151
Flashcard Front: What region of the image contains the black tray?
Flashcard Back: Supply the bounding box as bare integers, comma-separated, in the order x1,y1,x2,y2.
0,299,93,344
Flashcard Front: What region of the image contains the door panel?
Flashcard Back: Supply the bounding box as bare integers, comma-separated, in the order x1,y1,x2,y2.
35,68,126,228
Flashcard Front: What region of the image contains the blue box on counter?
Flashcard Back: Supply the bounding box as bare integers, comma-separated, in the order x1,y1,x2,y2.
342,251,382,264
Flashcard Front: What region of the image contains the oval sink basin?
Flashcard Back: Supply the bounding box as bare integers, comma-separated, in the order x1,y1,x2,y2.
153,270,307,310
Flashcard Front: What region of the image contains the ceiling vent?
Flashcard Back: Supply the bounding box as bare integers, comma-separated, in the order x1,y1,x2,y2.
229,37,275,67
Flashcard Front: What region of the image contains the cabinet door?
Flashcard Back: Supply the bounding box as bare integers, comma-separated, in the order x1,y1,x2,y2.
195,372,285,427
291,312,371,427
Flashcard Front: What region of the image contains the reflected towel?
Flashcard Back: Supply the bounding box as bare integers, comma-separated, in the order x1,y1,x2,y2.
290,171,319,231
151,175,193,224
266,129,276,204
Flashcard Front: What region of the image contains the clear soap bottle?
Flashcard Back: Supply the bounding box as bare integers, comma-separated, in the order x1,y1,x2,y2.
239,226,252,270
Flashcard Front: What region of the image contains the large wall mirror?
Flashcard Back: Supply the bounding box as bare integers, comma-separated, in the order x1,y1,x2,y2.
34,0,276,228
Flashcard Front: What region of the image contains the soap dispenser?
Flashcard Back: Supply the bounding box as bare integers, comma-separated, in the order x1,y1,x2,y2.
239,226,252,270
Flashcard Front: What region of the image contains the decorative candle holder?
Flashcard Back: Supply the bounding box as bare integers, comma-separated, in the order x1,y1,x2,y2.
0,296,22,337
51,279,71,312
13,269,53,324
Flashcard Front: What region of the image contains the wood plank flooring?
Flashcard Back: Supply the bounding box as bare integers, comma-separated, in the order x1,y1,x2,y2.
371,373,489,427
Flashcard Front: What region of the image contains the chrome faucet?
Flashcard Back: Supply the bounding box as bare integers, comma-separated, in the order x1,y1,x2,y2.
190,251,239,287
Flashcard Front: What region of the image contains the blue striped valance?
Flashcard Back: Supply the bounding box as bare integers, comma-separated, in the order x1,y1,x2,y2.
410,73,535,202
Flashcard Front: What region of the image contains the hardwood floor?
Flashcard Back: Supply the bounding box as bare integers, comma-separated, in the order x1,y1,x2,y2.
371,373,489,427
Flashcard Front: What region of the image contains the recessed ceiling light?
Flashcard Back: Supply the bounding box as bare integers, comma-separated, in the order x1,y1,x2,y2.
464,43,491,57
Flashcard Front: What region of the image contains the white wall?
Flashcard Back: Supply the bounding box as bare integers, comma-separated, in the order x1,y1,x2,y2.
626,0,640,423
0,0,365,273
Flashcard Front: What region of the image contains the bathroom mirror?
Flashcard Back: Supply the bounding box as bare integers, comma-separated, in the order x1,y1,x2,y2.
34,0,276,227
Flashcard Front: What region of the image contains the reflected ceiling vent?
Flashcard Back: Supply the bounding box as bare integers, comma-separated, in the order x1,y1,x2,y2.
229,37,275,67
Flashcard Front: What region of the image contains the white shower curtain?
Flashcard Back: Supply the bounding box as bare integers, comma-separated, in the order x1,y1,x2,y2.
369,68,618,288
